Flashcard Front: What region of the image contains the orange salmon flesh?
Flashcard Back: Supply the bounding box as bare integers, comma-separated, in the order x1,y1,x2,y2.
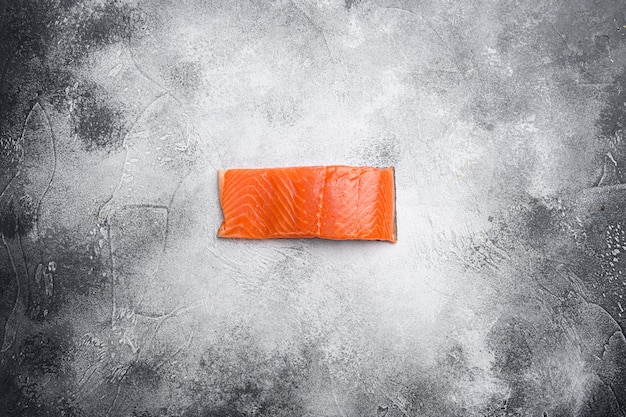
217,166,396,242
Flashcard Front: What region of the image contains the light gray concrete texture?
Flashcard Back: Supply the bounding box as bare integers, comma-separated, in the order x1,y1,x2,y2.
2,0,626,416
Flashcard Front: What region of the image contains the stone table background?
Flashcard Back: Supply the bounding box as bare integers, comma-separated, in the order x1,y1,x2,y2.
1,0,626,416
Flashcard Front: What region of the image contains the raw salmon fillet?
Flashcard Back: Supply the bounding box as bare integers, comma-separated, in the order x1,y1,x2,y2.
217,166,396,242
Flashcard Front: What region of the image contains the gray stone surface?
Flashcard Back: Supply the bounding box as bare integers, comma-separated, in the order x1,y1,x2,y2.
1,0,626,416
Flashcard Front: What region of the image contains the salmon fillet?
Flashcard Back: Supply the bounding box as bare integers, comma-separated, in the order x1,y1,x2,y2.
217,166,396,242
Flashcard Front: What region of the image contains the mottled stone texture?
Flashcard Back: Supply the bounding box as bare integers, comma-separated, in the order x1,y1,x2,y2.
1,0,626,416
